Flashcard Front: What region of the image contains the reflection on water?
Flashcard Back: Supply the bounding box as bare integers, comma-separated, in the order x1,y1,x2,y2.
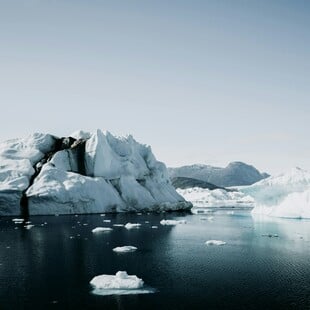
0,211,310,309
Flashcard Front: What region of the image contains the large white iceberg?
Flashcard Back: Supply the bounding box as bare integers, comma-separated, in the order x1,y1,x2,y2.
90,271,154,296
177,187,254,210
0,130,191,216
240,167,310,219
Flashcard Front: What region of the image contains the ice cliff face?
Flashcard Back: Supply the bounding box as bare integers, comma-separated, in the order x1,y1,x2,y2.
240,167,310,218
0,130,191,216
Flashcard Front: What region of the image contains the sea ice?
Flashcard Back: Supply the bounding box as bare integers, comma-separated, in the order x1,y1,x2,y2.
124,223,141,230
90,271,154,296
205,240,226,246
92,227,113,233
113,246,137,253
160,219,186,225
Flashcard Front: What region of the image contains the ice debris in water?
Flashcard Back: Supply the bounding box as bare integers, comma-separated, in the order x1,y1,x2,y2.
113,246,137,253
205,240,226,246
92,227,113,233
125,223,141,230
90,271,154,296
160,219,186,225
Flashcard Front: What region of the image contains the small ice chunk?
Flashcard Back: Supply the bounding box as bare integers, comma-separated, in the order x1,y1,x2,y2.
12,218,24,223
103,220,111,223
160,219,186,226
24,224,34,230
92,227,113,233
125,223,141,230
151,226,158,229
205,240,226,246
113,246,137,253
113,224,124,227
100,214,106,217
90,271,145,293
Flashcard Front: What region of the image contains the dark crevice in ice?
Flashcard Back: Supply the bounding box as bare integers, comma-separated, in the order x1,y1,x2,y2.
20,136,87,218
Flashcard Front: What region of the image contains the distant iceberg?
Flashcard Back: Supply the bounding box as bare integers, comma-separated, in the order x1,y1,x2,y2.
177,187,254,210
240,168,310,219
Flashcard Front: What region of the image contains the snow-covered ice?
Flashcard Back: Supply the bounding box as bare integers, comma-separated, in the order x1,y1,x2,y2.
92,227,113,233
205,240,226,246
178,187,254,209
0,130,191,216
90,271,154,296
241,168,310,219
112,246,137,253
124,223,141,230
160,219,186,225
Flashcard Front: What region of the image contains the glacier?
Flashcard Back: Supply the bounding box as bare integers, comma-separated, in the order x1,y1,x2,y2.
0,130,191,216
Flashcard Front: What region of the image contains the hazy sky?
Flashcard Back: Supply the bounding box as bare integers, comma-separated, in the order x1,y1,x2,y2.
0,0,309,174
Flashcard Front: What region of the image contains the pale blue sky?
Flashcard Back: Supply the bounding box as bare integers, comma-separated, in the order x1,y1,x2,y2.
0,0,309,174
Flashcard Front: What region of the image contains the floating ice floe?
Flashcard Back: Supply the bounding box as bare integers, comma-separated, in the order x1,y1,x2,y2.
92,227,113,233
113,224,124,227
103,220,111,223
125,223,141,230
90,271,154,296
113,246,137,253
12,218,24,223
24,224,34,230
205,240,226,246
151,226,158,229
160,219,186,225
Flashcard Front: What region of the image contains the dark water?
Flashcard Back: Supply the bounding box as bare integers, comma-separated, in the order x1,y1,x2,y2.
0,211,310,310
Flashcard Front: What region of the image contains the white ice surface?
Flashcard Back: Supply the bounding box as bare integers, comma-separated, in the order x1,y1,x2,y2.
160,219,186,225
177,187,254,209
90,271,154,296
241,168,310,219
113,246,137,253
124,223,141,230
92,227,113,233
1,130,191,216
205,240,226,246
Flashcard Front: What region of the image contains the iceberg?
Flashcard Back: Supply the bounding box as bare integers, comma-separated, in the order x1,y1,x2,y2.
90,271,154,296
240,168,310,219
113,246,137,253
0,130,191,216
178,187,254,210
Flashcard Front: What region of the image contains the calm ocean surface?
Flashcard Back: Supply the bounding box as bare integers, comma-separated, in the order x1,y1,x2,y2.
0,210,310,309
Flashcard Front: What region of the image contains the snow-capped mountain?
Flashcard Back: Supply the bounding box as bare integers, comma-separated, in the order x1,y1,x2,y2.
168,162,269,187
0,130,191,216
